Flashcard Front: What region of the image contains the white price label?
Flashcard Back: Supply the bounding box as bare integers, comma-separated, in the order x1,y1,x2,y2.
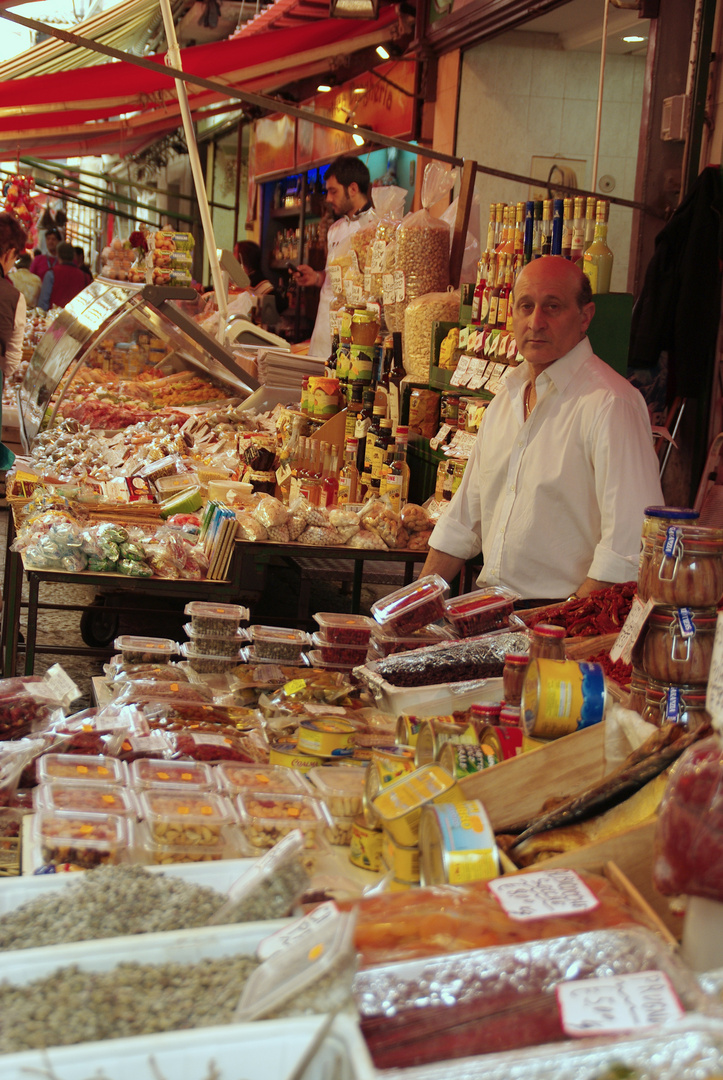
557,970,685,1038
304,703,348,716
371,240,386,273
352,283,364,304
430,423,453,451
459,326,470,350
610,595,654,664
450,355,472,387
276,464,292,485
25,664,81,705
706,610,723,731
466,357,488,391
364,268,372,293
488,869,599,921
394,270,406,302
344,279,354,303
257,901,339,960
329,264,343,293
382,273,395,304
349,250,360,275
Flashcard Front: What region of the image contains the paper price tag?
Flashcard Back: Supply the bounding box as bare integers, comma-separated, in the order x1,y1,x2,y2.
276,464,292,485
304,703,347,716
557,970,684,1038
450,355,472,387
488,869,599,921
364,268,372,293
257,901,339,960
394,270,406,302
382,273,395,304
466,357,488,391
328,265,342,293
371,240,386,273
459,325,470,350
610,595,654,663
352,283,364,305
430,424,453,451
706,611,723,730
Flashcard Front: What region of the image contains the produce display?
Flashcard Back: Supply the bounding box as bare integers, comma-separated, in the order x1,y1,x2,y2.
524,582,637,636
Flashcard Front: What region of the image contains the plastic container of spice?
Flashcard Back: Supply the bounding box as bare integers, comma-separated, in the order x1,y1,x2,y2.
38,753,127,788
130,819,246,864
139,789,235,847
35,810,128,869
248,626,310,663
313,612,375,645
182,622,246,657
179,642,244,674
371,575,450,637
444,586,520,637
368,623,453,659
235,791,332,849
113,636,179,665
34,782,138,819
216,763,312,797
310,635,368,666
184,601,248,634
130,757,217,793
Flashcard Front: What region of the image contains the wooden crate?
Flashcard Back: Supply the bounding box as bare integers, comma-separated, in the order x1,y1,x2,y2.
459,724,681,940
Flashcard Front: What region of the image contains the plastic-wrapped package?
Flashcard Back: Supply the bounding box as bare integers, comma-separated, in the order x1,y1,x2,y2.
298,525,344,547
366,635,524,686
401,503,431,534
113,680,213,708
208,830,311,924
140,699,261,732
404,290,461,380
386,163,455,333
236,512,268,542
291,495,330,528
654,733,723,901
253,496,288,530
349,529,387,550
354,926,709,1069
368,186,407,300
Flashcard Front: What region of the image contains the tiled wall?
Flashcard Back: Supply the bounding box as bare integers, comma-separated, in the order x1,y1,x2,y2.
456,37,646,292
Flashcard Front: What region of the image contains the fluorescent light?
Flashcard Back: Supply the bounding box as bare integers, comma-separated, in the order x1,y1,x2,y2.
353,87,365,94
376,45,390,59
352,133,365,146
317,83,332,92
623,35,645,42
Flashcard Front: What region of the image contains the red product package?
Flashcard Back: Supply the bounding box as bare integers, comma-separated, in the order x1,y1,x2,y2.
170,729,253,764
654,733,723,901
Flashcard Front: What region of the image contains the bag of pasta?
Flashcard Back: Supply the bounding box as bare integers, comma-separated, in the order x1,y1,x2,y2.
404,290,461,381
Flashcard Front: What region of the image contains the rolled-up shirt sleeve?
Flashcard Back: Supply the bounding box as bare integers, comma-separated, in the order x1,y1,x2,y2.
586,391,663,583
428,416,485,562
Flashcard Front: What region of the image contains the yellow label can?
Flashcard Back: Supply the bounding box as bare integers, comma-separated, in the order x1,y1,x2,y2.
521,659,607,740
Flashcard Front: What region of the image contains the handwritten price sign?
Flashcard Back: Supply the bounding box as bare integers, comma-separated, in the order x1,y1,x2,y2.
488,869,599,921
557,970,684,1037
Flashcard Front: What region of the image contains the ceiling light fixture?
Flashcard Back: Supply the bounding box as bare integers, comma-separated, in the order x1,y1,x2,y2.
622,35,645,42
329,0,379,19
317,83,333,92
353,87,365,94
352,132,365,146
376,45,390,59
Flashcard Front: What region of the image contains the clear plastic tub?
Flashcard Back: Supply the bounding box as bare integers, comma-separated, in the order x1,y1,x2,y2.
34,782,138,818
371,575,450,637
308,649,357,671
130,757,217,792
183,621,246,657
216,763,312,797
206,830,311,924
139,789,235,847
35,810,128,869
248,626,311,663
369,623,453,658
308,766,365,817
131,819,246,864
179,641,243,673
325,813,356,845
444,586,520,637
37,753,127,788
113,636,179,665
184,601,248,634
313,612,376,646
235,791,332,849
311,633,369,666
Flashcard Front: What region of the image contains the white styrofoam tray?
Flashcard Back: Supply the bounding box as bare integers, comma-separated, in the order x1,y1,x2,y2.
1,857,258,917
361,674,505,716
0,1013,375,1080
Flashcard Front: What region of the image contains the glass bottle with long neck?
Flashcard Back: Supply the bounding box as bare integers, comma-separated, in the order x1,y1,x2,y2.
493,203,505,248
481,250,497,327
322,445,339,507
388,333,405,432
551,199,564,256
354,388,375,474
583,200,614,295
570,196,586,264
487,254,506,330
532,200,543,259
513,202,525,261
485,203,497,253
496,256,513,330
584,197,597,249
338,439,359,505
383,425,410,511
540,200,553,256
561,197,574,260
471,252,487,326
523,201,534,265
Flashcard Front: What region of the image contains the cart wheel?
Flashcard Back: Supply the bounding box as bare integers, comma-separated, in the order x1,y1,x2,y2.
80,598,119,648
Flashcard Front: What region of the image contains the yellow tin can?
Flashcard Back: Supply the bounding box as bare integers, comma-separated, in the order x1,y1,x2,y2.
372,763,460,847
419,799,499,886
372,746,416,785
414,719,478,768
381,829,420,883
349,816,383,872
268,742,322,773
387,876,413,892
297,718,356,758
395,714,424,748
521,659,607,740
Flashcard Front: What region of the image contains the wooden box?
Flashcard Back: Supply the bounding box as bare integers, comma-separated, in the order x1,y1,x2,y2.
459,724,681,940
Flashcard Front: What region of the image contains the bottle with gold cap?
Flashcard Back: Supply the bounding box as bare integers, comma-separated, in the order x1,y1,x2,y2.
583,200,614,295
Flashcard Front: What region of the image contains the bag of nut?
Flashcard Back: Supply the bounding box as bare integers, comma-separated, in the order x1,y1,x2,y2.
387,163,456,335
404,289,461,380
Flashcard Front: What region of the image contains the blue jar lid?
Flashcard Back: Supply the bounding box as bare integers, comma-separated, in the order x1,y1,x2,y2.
643,505,699,520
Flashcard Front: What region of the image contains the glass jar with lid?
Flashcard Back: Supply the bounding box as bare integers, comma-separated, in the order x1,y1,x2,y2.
528,623,566,661
641,606,717,684
627,667,648,715
647,524,723,608
502,653,529,707
638,506,699,601
642,679,710,731
351,308,380,347
469,702,502,728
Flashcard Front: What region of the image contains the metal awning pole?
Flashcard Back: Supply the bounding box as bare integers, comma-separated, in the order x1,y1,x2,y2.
157,0,227,339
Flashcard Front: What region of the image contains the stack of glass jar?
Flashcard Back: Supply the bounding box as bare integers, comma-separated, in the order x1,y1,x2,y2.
634,506,722,730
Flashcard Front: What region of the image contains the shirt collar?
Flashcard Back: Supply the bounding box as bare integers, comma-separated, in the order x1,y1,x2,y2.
505,336,593,402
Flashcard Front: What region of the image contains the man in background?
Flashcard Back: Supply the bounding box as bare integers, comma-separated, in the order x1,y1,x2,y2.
9,252,41,309
37,241,90,311
30,228,60,280
73,246,93,285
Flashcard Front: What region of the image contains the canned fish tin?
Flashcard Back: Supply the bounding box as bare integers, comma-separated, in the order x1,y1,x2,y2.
521,658,607,739
372,763,460,847
414,719,477,767
419,799,499,886
297,718,355,758
268,743,323,772
395,714,423,748
349,816,383,872
488,724,524,760
363,750,415,827
438,740,498,780
381,829,420,883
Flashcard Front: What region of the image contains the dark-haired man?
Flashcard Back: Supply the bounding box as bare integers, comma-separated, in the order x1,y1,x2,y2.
29,228,60,280
295,155,374,357
421,256,664,601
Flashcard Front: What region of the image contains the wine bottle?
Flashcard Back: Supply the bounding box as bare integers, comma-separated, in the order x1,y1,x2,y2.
583,200,614,295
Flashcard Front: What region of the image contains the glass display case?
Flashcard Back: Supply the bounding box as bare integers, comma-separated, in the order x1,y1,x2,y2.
18,282,260,452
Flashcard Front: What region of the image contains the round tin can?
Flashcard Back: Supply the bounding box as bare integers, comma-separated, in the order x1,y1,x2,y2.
381,829,420,883
395,714,424,748
438,740,498,779
297,718,355,758
521,658,607,739
488,724,524,760
419,799,499,886
363,749,415,827
349,816,383,872
414,719,477,768
268,743,323,772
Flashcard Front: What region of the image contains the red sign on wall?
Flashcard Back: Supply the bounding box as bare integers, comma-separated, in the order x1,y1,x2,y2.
253,113,296,178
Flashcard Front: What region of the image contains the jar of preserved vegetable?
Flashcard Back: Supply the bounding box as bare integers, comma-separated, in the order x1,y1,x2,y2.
641,607,717,685
351,308,380,346
469,702,503,727
502,653,529,707
528,623,566,661
647,524,723,608
642,678,710,730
